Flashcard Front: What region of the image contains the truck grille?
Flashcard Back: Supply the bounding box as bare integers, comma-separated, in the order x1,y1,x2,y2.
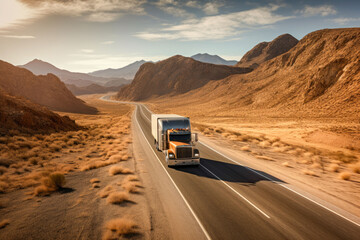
176,147,192,159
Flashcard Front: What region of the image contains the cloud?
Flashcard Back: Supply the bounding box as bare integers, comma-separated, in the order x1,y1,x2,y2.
101,40,115,45
136,5,293,41
300,5,337,17
332,17,360,25
81,49,94,53
185,1,200,8
155,0,194,18
203,1,224,15
1,35,35,39
1,0,147,29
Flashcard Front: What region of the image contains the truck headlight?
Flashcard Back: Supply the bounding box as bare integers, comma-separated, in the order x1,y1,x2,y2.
169,153,175,159
194,153,199,157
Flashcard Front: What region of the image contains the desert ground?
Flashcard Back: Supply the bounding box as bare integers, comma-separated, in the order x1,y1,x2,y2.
148,97,360,217
0,94,151,240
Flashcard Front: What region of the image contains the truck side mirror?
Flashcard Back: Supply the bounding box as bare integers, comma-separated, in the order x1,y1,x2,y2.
192,133,198,142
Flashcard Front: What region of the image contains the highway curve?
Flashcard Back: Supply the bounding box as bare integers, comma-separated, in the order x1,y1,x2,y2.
105,96,360,240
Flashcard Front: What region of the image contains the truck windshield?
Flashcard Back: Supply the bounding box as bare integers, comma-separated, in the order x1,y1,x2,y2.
169,134,191,143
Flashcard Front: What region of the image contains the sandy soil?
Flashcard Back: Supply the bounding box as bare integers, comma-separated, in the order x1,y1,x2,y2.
147,100,360,217
0,94,152,239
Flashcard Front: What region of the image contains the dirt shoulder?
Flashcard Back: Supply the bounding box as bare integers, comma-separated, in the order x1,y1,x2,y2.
0,94,151,239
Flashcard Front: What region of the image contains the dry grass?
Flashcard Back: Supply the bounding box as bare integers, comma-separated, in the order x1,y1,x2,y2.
124,175,139,182
106,191,129,204
0,181,9,193
121,182,139,193
240,146,250,152
109,166,132,176
92,183,100,188
255,155,275,161
328,163,339,172
42,172,66,190
34,185,50,196
339,172,351,180
351,163,360,174
103,218,137,239
302,169,318,177
0,219,10,229
90,178,100,184
0,166,7,175
98,185,114,198
281,161,291,168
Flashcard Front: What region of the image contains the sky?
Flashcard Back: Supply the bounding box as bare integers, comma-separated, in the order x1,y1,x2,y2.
0,0,359,72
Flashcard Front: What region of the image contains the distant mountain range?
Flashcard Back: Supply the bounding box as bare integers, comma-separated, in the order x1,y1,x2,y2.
191,53,237,65
19,59,130,87
89,60,148,79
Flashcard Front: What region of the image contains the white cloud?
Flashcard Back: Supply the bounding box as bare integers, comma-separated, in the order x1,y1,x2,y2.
101,40,115,45
81,49,94,53
2,35,35,39
185,1,200,8
203,1,224,15
155,0,194,18
332,17,360,25
300,5,337,17
1,0,147,29
136,5,293,41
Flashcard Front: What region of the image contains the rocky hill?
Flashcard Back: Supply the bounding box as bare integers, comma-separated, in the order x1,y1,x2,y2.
20,59,129,87
116,55,252,101
0,89,79,134
191,53,237,65
171,28,360,118
0,60,97,114
236,34,298,69
89,60,147,80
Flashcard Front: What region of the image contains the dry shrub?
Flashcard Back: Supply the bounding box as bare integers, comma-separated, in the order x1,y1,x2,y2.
339,172,351,180
256,156,274,161
0,219,10,229
240,146,250,152
298,159,309,164
49,144,61,152
106,191,129,204
124,175,138,182
302,169,317,177
0,166,7,175
103,218,137,239
310,163,321,169
108,155,122,162
351,163,360,174
0,181,9,193
328,163,339,172
121,155,129,161
98,186,114,198
29,157,40,165
281,162,291,167
121,182,139,193
259,141,271,148
0,158,14,167
90,178,100,184
303,152,314,158
34,185,50,196
109,166,132,176
42,172,66,190
92,183,100,188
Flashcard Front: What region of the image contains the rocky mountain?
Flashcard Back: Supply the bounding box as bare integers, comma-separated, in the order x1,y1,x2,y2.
170,28,360,118
0,60,97,114
116,55,252,101
191,53,237,65
89,60,147,79
20,59,128,87
0,89,79,134
66,83,122,96
236,34,298,69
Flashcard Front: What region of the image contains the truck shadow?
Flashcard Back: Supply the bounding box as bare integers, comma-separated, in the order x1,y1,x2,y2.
173,158,285,185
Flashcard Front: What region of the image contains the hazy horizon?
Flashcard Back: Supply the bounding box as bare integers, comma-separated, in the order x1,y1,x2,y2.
1,0,360,72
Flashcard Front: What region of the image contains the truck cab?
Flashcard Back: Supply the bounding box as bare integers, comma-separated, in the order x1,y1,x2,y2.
151,114,200,166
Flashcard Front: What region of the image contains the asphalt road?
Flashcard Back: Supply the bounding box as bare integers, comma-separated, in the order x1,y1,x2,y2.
102,95,360,240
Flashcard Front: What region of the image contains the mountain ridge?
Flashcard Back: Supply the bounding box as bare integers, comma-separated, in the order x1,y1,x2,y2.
191,53,237,65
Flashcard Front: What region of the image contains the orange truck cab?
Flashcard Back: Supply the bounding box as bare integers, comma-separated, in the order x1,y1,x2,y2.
151,114,200,166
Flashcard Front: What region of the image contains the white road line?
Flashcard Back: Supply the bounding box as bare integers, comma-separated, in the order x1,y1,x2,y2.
101,95,360,227
134,106,212,240
200,164,270,218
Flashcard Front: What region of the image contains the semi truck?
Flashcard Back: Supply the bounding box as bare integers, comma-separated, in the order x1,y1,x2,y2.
151,114,200,166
